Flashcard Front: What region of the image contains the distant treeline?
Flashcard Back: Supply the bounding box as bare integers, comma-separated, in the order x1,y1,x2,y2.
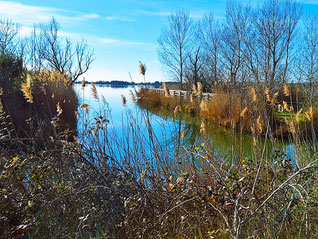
74,80,178,87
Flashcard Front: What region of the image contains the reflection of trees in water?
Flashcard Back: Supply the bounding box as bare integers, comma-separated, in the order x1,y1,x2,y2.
139,104,290,161
137,103,294,164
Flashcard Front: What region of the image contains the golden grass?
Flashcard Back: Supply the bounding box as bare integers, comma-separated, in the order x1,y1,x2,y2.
91,82,98,100
284,83,290,97
17,70,78,137
163,83,170,96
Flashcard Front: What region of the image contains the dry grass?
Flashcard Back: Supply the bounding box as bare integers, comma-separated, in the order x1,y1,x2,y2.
2,70,78,139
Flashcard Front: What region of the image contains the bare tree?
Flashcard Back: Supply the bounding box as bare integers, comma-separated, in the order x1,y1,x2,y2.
0,19,20,53
158,11,193,89
254,0,302,88
301,14,318,103
221,0,252,86
30,18,94,83
199,12,222,84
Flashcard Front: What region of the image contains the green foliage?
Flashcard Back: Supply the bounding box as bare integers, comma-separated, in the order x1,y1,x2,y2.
0,51,23,93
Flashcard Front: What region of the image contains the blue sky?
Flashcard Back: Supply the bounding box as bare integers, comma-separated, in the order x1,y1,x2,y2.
1,0,318,82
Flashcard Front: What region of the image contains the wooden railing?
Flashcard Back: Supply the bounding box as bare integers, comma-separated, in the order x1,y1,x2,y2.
147,88,215,101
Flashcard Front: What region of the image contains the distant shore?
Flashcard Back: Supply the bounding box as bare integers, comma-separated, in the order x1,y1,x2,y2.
74,80,178,87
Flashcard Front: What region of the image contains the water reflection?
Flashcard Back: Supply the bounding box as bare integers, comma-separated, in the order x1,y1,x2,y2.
74,84,294,161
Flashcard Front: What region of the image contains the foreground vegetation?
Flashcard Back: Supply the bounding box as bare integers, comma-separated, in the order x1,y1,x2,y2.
1,79,318,238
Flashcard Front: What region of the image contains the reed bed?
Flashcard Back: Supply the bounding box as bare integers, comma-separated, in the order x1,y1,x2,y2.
2,70,78,139
137,83,318,138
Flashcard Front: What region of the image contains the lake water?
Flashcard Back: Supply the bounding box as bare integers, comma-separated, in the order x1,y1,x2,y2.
74,84,296,162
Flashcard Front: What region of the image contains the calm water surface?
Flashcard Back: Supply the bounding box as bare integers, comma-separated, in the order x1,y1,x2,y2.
74,84,295,161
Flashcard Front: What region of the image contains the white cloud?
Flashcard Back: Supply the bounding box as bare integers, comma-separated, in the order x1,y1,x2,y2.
82,14,100,19
105,16,135,22
0,1,99,26
135,9,171,17
98,37,155,49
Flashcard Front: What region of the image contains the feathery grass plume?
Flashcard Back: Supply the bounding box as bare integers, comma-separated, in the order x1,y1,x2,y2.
256,115,263,133
56,103,63,116
283,101,290,112
129,89,136,103
296,108,303,122
286,119,296,134
200,121,207,135
252,135,257,148
240,107,248,117
174,105,182,115
75,111,81,119
139,61,146,76
199,100,208,113
190,94,195,104
249,87,257,102
121,95,127,106
271,92,279,106
197,82,203,94
305,107,313,121
21,76,34,103
251,125,255,134
192,84,197,94
81,77,86,88
163,83,170,96
283,83,290,97
265,86,271,103
180,130,185,139
79,104,89,114
91,82,98,99
0,87,3,96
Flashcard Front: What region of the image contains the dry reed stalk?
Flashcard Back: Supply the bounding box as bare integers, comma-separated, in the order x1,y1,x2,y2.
81,78,86,88
249,87,257,102
240,107,248,117
271,92,279,106
129,90,136,103
121,95,127,106
75,111,81,119
79,104,89,114
265,86,271,103
283,101,290,112
305,107,313,121
296,108,303,122
197,82,203,94
139,61,146,76
286,119,296,134
174,105,182,115
256,116,263,133
57,103,63,116
163,83,170,96
91,82,98,99
283,84,290,97
200,121,207,135
192,84,197,94
190,94,195,104
180,130,185,139
199,100,208,113
21,76,34,103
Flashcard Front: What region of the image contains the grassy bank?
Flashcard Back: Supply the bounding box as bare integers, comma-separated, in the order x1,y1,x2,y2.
137,83,316,139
